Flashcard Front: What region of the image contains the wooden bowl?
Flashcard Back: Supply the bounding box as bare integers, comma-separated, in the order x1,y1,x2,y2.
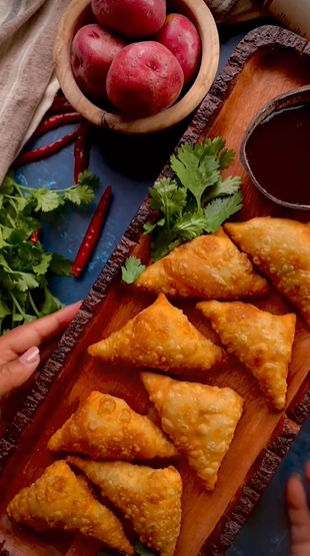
53,0,220,134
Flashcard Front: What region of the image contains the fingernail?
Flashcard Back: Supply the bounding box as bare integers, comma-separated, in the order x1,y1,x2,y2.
19,347,40,365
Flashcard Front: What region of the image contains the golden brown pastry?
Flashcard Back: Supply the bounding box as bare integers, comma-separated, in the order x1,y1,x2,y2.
7,460,134,554
88,293,226,374
133,228,268,299
68,457,182,556
48,391,177,460
141,373,243,490
224,217,310,327
197,301,296,411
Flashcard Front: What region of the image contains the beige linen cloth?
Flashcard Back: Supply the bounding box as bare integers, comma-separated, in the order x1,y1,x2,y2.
0,0,254,185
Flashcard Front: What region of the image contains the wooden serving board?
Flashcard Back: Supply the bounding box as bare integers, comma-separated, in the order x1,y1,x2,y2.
1,25,310,556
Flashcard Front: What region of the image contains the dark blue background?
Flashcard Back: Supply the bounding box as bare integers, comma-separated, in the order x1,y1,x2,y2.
14,22,310,555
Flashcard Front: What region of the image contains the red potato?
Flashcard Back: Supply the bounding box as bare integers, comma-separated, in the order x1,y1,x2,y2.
106,41,184,118
91,0,166,39
154,13,201,86
71,23,126,102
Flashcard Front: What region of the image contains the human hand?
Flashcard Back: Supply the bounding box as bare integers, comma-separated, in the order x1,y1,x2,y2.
286,462,310,556
0,301,81,398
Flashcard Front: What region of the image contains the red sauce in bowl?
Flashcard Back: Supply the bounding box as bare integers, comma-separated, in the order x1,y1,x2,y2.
245,104,310,206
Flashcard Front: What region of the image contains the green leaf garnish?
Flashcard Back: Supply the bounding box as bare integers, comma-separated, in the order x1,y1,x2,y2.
0,169,99,333
145,137,243,261
121,256,146,285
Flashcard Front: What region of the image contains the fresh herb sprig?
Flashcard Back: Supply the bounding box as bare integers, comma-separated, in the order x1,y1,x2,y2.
0,170,99,333
121,137,243,284
97,541,156,556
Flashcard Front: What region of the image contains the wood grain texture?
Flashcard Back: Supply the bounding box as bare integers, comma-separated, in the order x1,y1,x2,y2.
1,25,310,556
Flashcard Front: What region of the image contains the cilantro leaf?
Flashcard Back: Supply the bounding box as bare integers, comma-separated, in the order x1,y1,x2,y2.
96,542,156,556
33,188,63,212
64,185,95,205
49,253,72,276
39,286,64,316
172,210,207,241
204,192,243,233
135,542,156,556
13,272,40,292
170,139,224,208
78,169,100,189
121,256,146,284
219,148,235,169
32,254,52,275
204,175,242,202
143,218,165,235
0,298,11,319
148,179,187,224
1,172,15,194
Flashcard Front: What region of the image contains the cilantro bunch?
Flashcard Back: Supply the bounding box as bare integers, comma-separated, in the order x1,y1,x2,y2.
0,170,99,334
122,137,243,284
146,137,242,261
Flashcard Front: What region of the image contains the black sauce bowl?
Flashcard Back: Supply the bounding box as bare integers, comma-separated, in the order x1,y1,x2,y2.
240,85,310,211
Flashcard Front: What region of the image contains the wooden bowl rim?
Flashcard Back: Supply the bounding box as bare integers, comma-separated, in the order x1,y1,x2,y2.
53,0,220,134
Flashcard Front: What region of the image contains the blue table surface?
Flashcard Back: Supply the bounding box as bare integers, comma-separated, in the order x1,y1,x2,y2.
14,20,310,556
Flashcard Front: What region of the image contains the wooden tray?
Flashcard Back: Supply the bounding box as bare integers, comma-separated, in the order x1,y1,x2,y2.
1,25,310,556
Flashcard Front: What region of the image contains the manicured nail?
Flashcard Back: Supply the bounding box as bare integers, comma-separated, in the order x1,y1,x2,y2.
19,346,40,365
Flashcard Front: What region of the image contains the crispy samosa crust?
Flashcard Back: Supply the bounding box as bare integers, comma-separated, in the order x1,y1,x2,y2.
197,301,296,411
133,228,268,299
141,373,243,490
224,217,310,327
7,460,134,554
88,293,226,374
48,391,177,460
68,457,182,556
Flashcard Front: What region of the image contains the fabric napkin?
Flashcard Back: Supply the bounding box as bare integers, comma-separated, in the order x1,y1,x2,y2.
0,0,240,185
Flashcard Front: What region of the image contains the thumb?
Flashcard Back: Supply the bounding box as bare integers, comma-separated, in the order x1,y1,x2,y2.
0,346,40,398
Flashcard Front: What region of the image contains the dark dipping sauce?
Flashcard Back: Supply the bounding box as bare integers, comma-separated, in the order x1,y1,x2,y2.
245,103,310,206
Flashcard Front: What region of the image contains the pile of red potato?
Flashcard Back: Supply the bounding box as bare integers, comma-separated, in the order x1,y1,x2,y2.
71,0,202,118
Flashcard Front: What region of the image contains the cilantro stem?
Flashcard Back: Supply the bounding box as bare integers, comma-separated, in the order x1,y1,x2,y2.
28,292,40,317
10,291,27,320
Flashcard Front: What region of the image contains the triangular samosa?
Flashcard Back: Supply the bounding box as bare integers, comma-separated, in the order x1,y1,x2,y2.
133,228,269,299
141,373,243,490
224,217,310,327
88,293,226,373
48,391,177,460
7,460,134,554
197,301,296,410
67,457,182,556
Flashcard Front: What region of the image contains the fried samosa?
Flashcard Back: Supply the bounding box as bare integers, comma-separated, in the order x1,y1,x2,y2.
7,460,134,554
141,373,244,490
88,293,226,373
68,457,182,556
48,391,177,460
133,228,269,299
224,217,310,327
197,301,296,410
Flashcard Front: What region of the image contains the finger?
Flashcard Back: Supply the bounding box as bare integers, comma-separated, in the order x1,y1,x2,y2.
0,347,40,398
286,473,310,547
0,301,82,356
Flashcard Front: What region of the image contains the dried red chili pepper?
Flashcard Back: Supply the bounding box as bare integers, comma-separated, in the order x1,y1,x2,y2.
30,229,41,244
12,124,81,168
32,113,82,140
47,102,77,115
72,185,112,278
53,94,67,104
74,121,91,183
